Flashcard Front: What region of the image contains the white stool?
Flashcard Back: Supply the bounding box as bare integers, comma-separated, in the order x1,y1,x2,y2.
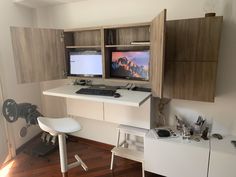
37,117,88,177
110,124,148,177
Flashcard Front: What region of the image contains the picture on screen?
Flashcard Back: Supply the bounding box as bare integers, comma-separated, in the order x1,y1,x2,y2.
111,51,150,80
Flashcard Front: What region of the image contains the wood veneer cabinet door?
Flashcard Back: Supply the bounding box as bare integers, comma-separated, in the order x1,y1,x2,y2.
163,16,222,102
11,27,66,83
166,16,223,61
163,62,217,102
150,9,166,98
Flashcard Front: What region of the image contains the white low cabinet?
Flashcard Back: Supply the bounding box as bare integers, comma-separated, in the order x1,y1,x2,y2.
144,130,209,177
208,135,236,177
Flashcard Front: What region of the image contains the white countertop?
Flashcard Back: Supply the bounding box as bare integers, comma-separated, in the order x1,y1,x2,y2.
43,84,151,107
210,135,236,155
146,129,210,149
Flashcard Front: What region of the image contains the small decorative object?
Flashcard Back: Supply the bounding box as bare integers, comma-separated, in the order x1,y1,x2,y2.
204,0,217,17
193,116,206,135
201,127,209,140
205,12,216,17
175,115,184,131
182,124,191,140
231,141,236,148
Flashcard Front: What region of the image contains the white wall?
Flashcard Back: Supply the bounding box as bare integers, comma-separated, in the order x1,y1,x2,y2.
0,1,42,150
36,0,236,144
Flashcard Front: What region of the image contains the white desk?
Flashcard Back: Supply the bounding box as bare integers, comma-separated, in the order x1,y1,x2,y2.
43,84,151,107
43,84,151,129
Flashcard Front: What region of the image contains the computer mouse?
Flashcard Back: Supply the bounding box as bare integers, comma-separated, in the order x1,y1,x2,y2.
157,129,171,137
212,133,223,140
113,93,121,98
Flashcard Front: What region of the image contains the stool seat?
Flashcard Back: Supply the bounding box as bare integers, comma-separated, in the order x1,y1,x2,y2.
37,117,81,136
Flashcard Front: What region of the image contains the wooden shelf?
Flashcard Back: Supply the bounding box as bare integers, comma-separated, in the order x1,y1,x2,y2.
66,45,101,49
105,44,150,48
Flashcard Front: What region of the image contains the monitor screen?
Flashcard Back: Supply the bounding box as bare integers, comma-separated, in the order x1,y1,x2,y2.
69,51,102,77
111,51,150,80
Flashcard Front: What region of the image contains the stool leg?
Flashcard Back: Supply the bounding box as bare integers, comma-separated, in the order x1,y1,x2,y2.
58,134,68,176
116,129,120,147
62,172,68,177
110,152,114,170
110,128,120,170
142,162,145,177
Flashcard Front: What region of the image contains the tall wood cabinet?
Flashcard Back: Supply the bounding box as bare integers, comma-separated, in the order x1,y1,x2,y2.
10,10,223,102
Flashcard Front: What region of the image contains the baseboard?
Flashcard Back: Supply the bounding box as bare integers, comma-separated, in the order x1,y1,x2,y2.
68,135,114,151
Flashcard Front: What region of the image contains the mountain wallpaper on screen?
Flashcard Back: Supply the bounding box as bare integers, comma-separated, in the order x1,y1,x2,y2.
111,51,149,80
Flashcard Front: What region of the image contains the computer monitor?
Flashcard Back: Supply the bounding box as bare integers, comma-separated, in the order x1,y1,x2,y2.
68,51,103,77
110,51,150,81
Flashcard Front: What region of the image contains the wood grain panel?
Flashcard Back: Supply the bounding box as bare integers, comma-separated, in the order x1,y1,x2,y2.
163,61,217,102
74,30,101,46
11,27,66,83
101,28,106,79
166,16,223,61
150,9,166,98
115,26,150,45
11,27,34,83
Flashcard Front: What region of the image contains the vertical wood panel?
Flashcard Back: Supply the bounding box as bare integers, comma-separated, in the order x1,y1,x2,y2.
11,27,66,83
101,28,106,79
74,30,101,46
150,9,166,98
166,16,223,61
116,26,150,45
164,62,217,102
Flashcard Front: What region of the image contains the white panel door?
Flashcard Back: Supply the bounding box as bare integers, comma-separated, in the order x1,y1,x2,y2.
0,79,9,165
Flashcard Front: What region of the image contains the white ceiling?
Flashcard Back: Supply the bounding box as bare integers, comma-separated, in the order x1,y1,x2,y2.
14,0,86,8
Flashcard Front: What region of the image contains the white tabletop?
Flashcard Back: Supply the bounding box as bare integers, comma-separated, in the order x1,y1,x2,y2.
210,135,236,155
43,84,151,107
146,129,210,149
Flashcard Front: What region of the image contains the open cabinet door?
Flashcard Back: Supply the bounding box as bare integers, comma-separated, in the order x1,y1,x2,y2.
11,27,66,83
150,9,166,97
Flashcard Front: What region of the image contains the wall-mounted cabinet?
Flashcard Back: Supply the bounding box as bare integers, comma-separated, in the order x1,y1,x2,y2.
10,10,222,102
10,10,166,97
164,16,223,102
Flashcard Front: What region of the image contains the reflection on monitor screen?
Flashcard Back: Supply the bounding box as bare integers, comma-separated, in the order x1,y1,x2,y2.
69,51,102,76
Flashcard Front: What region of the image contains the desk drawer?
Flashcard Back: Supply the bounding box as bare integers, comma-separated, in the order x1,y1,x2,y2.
66,98,103,120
